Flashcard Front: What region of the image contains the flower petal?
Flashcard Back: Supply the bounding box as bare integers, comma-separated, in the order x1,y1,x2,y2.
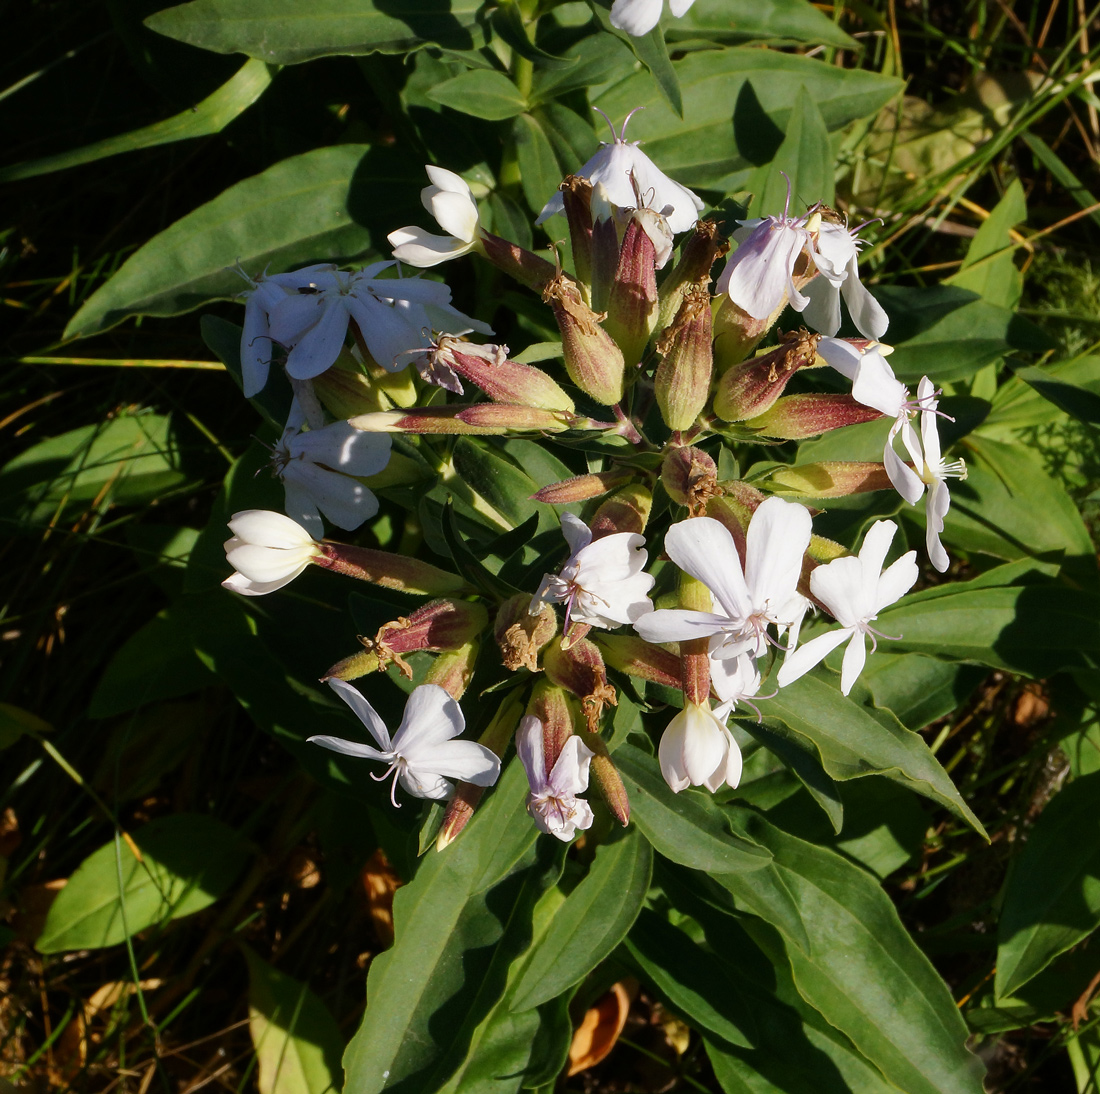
663,517,751,622
516,714,548,792
548,735,595,797
228,510,315,548
775,626,852,688
306,734,391,763
610,0,664,35
284,298,351,380
875,550,919,611
744,497,812,613
414,740,501,785
392,683,465,753
327,678,392,751
839,631,868,695
389,226,472,268
633,609,733,644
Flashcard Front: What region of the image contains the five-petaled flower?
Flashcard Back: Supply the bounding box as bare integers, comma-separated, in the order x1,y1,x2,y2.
530,513,655,631
658,700,742,793
777,519,918,694
222,509,320,596
309,680,501,805
389,166,482,268
515,715,596,840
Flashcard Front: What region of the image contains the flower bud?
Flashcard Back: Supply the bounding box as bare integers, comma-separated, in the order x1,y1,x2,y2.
742,394,883,440
531,469,631,505
363,599,489,679
713,330,821,422
657,218,725,331
604,219,659,366
765,461,893,498
321,648,381,682
589,484,652,539
712,297,783,372
455,405,576,433
423,642,480,700
312,541,469,596
311,352,387,418
595,634,682,688
578,731,631,827
349,405,574,435
543,272,626,406
561,175,594,292
661,445,721,515
589,208,621,314
436,338,575,412
437,693,523,850
527,681,580,773
495,594,557,671
654,284,714,431
544,638,617,732
478,229,556,292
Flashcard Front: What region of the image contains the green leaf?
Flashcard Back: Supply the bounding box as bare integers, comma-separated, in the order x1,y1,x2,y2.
1021,132,1100,232
243,947,344,1094
427,69,528,121
491,2,577,68
511,829,652,1011
0,703,50,751
748,85,834,217
612,744,772,874
667,0,857,49
995,771,1100,999
944,179,1026,309
860,653,985,731
624,23,683,118
37,814,250,953
0,411,187,525
145,0,486,64
341,763,556,1094
513,113,563,216
0,59,273,183
1013,365,1100,426
626,908,757,1049
89,606,216,718
531,31,637,101
65,145,375,339
763,675,986,837
882,577,1100,678
451,437,541,531
594,50,901,191
726,812,987,1094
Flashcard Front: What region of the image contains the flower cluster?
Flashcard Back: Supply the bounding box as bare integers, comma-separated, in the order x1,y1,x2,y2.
217,107,973,842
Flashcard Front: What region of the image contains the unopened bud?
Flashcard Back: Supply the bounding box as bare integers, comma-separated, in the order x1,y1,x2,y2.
366,599,489,679
543,272,626,406
654,284,714,431
595,634,682,688
544,638,617,732
495,594,556,671
561,176,594,291
349,405,574,435
439,338,574,412
578,731,631,826
713,330,821,422
423,641,480,700
661,446,721,515
321,648,381,682
531,469,632,505
437,694,523,850
590,484,652,539
455,404,577,432
605,219,659,366
313,542,469,596
657,218,725,330
712,297,784,371
765,461,893,498
312,352,388,418
527,681,580,772
590,207,621,314
742,394,883,440
479,229,556,292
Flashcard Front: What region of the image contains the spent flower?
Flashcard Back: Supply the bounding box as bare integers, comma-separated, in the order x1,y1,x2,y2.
515,715,595,840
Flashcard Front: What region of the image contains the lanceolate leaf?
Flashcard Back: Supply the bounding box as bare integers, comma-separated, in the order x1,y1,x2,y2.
341,762,551,1094
763,675,987,837
510,828,653,1012
37,815,250,953
65,145,382,339
145,0,486,64
243,947,344,1094
594,50,901,191
995,772,1100,999
0,59,274,183
666,0,857,49
726,813,987,1094
427,70,528,121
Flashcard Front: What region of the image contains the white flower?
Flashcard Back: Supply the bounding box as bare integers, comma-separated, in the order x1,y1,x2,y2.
272,405,392,533
776,519,918,695
658,701,742,793
235,263,335,397
222,509,319,596
388,166,481,268
309,680,501,805
267,262,490,381
537,110,703,235
634,498,813,660
515,715,595,840
709,652,765,723
530,513,655,631
802,219,889,340
610,0,696,37
890,377,967,573
716,212,814,321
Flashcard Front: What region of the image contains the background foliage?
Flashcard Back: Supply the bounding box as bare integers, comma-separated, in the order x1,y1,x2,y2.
3,1,1100,1092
